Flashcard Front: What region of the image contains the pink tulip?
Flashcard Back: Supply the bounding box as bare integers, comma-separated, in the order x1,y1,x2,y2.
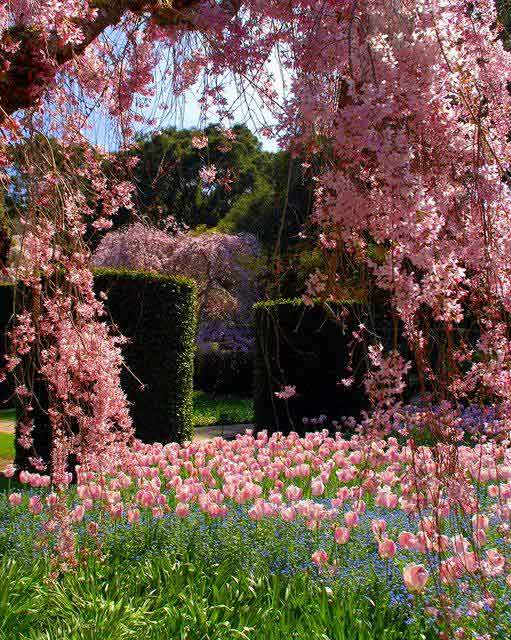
473,528,487,546
311,549,328,566
127,507,141,523
451,535,470,554
483,549,505,576
3,464,15,478
439,558,463,584
344,511,359,527
269,492,283,505
378,537,397,559
46,493,58,506
403,564,429,592
353,499,366,514
88,483,101,500
371,518,386,538
334,526,350,544
71,505,85,522
175,502,190,517
280,506,296,522
488,485,499,498
311,479,325,496
28,496,42,515
398,531,418,550
110,503,123,519
286,485,303,501
248,503,264,521
459,551,478,573
8,492,22,506
472,514,489,530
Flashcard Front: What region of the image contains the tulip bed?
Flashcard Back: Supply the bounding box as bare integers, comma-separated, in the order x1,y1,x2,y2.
1,425,511,639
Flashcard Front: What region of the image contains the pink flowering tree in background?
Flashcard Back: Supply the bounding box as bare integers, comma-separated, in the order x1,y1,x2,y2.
93,223,261,349
2,0,511,631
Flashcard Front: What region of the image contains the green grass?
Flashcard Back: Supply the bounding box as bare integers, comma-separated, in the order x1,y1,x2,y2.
0,433,13,461
0,394,252,458
0,408,14,468
0,555,433,640
0,408,15,423
192,390,254,426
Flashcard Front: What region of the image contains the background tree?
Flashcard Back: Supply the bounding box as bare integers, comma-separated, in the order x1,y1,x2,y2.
93,223,262,350
114,124,273,229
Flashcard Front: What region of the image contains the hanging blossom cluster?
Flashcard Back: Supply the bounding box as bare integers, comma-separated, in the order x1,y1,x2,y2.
280,0,511,412
3,146,135,493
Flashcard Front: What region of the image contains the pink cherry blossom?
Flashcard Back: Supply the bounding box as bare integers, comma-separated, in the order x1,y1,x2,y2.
275,386,296,401
191,135,208,150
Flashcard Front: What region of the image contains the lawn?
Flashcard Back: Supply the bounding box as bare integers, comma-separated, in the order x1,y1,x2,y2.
0,393,251,452
192,390,254,426
0,408,15,424
0,432,13,460
0,409,14,471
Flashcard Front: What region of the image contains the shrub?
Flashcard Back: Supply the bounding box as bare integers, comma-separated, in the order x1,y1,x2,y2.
254,299,380,433
0,270,197,469
93,269,197,444
194,346,254,396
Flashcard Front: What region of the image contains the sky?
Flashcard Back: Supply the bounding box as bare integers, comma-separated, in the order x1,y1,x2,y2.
87,50,288,153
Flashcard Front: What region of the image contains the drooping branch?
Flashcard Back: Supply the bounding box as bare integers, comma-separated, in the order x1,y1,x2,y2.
0,0,205,120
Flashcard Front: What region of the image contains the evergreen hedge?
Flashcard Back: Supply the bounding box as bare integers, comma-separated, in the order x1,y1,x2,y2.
93,269,197,444
194,347,254,396
253,298,394,433
0,269,197,469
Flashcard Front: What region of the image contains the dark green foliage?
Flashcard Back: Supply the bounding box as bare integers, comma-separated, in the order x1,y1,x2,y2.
93,269,197,444
497,0,511,49
115,124,276,230
218,153,314,254
194,347,254,397
254,299,374,433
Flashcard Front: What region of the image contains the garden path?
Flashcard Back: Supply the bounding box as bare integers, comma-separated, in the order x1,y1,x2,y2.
0,420,252,470
193,424,252,441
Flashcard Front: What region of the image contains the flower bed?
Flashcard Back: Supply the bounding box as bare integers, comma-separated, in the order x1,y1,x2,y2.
2,422,511,638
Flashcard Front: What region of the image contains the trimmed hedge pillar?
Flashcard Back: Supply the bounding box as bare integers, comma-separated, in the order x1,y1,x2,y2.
254,299,378,434
0,269,197,471
94,269,197,444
